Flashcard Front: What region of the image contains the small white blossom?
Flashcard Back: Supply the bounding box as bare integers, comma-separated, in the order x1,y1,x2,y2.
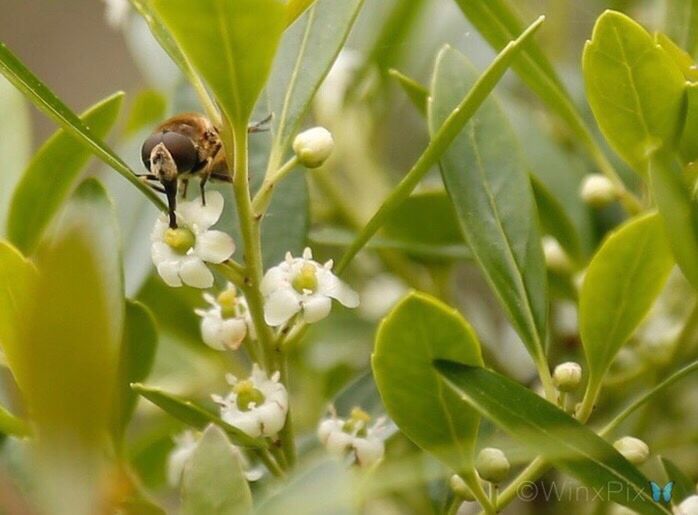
195,284,256,351
213,365,288,438
102,0,130,29
167,430,263,487
613,436,650,465
543,236,572,273
261,247,359,327
676,495,698,515
293,127,334,168
317,407,386,468
552,362,583,392
151,191,235,289
580,174,617,207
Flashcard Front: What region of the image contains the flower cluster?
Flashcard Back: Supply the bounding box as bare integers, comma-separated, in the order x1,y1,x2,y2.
195,284,255,351
261,248,359,326
213,365,288,439
317,407,386,468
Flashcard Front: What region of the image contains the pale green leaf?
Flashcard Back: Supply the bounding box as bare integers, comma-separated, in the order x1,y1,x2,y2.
435,361,671,515
583,10,686,173
679,84,698,162
7,93,124,255
152,0,286,128
181,425,253,515
429,45,549,367
389,68,428,115
285,0,317,27
125,89,167,135
580,213,674,390
373,292,483,471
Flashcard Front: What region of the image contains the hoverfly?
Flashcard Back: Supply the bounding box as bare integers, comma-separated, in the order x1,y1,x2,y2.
139,113,270,228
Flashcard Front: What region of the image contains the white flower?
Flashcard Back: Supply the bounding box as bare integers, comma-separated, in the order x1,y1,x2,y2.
167,430,263,487
213,365,288,438
261,247,359,326
151,191,235,289
102,0,130,29
317,407,386,468
580,174,616,207
195,284,256,351
613,436,650,465
542,236,572,273
676,495,698,515
293,127,334,168
552,362,583,392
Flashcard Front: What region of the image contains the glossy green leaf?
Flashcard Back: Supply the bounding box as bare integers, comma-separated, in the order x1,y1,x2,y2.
285,0,317,26
0,403,29,438
429,46,549,367
336,17,545,272
0,76,30,236
7,93,124,255
660,457,696,503
152,0,286,128
680,84,698,163
0,43,164,208
125,89,167,135
266,0,364,171
583,10,686,173
655,32,698,81
389,68,428,116
665,0,698,57
650,156,698,290
373,292,484,471
580,213,674,391
181,425,252,515
131,383,266,449
114,301,158,442
435,361,671,515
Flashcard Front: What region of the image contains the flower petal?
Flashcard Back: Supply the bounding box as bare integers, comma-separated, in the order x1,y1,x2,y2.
195,230,235,263
301,295,332,324
260,265,289,296
157,261,183,287
180,190,225,231
151,240,179,266
220,318,248,349
353,436,384,467
264,288,301,326
201,315,227,351
222,410,261,438
179,257,214,289
317,268,359,308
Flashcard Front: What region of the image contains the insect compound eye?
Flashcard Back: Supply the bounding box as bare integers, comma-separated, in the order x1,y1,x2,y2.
141,132,164,171
162,131,198,173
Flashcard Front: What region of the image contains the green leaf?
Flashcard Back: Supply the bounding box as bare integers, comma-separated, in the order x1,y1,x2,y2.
655,32,698,81
336,16,545,272
583,10,686,174
429,46,549,369
650,156,698,290
114,301,158,442
0,76,31,236
0,403,29,438
152,0,286,128
660,457,696,503
181,425,253,515
680,84,698,163
125,89,167,136
7,93,124,255
266,0,364,171
131,383,266,449
285,0,317,26
435,361,671,515
580,213,674,391
0,43,164,208
389,68,428,116
373,292,484,471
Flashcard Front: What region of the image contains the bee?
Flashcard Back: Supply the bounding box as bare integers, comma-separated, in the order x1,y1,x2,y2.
140,113,269,228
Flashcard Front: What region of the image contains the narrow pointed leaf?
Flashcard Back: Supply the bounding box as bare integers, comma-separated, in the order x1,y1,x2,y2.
435,361,671,515
373,292,483,471
389,69,428,115
152,0,286,127
0,43,164,208
8,93,124,254
181,425,253,515
659,457,695,504
285,0,317,26
429,46,548,365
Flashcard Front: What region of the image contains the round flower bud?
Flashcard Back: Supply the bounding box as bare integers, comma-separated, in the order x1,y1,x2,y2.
580,174,617,207
553,362,583,392
449,474,476,501
613,436,650,465
293,127,334,168
676,495,698,515
475,447,510,483
542,236,572,273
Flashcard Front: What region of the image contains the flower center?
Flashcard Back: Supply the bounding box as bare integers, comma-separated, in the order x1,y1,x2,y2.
292,263,318,293
164,227,195,254
233,380,266,411
343,407,371,437
217,288,238,319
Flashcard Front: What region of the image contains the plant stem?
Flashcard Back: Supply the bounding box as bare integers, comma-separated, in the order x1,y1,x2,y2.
535,357,557,402
252,156,299,214
491,457,549,512
576,377,602,423
444,496,461,515
277,356,297,467
489,483,498,511
461,470,496,515
257,448,285,478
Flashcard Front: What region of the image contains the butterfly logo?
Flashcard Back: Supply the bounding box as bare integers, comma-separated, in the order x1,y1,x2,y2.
649,481,674,503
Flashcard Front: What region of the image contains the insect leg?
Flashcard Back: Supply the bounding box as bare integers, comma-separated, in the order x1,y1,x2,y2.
164,180,178,229
247,113,273,133
180,178,189,199
199,174,209,206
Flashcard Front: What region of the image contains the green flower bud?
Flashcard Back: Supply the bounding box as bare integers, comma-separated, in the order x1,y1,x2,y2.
553,362,583,392
293,127,334,168
613,436,649,465
449,474,476,501
543,236,572,273
475,447,510,483
164,227,195,254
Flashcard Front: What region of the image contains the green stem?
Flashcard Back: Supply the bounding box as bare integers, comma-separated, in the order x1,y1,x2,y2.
491,457,549,512
252,156,300,214
461,470,496,515
489,483,498,512
257,448,285,478
535,356,557,402
576,377,603,423
444,496,461,515
277,356,297,467
334,16,546,274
